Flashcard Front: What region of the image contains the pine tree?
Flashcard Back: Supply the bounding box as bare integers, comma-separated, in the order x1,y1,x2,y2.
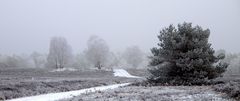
148,22,228,85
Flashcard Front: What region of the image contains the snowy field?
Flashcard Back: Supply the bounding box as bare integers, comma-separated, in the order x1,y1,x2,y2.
65,86,234,101
0,68,143,100
7,83,131,101
4,69,142,101
1,68,238,101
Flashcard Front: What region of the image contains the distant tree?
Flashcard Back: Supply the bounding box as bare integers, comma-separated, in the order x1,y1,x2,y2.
224,53,239,64
106,52,122,69
0,54,31,68
47,37,72,69
72,53,90,69
5,55,19,67
123,46,144,68
224,53,240,74
0,54,6,68
229,57,240,74
148,22,228,85
30,52,46,68
85,35,110,69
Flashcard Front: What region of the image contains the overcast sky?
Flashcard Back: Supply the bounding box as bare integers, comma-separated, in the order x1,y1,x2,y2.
0,0,239,55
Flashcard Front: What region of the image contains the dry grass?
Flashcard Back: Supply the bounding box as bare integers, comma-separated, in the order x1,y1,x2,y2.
0,68,141,100
64,85,233,101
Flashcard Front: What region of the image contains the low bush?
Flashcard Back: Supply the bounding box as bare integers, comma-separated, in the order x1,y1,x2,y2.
214,81,240,100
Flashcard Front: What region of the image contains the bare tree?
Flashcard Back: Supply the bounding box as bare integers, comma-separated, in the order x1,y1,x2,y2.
106,52,122,68
85,35,110,69
30,52,46,68
47,37,72,69
123,46,144,68
72,53,90,70
0,55,19,68
0,54,32,68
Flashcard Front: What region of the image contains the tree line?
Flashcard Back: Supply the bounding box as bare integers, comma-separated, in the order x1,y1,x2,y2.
0,35,148,70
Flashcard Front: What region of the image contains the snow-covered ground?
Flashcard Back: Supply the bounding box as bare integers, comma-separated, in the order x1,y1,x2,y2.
4,69,234,101
50,68,77,72
67,86,234,101
113,69,143,79
7,83,131,101
4,69,141,101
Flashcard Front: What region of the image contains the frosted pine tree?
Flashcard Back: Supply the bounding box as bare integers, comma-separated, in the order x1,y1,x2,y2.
148,22,228,85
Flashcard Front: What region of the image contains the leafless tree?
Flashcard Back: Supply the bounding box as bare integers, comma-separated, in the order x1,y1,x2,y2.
30,52,46,68
72,53,90,70
106,52,122,68
0,54,32,68
85,35,110,69
47,37,72,69
123,46,143,68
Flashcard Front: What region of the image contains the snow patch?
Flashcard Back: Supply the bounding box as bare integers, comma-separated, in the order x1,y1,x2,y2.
113,69,143,79
7,83,131,101
50,68,77,72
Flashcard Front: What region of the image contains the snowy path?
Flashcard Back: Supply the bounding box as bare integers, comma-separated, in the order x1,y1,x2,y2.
7,83,131,101
113,69,143,79
7,69,141,101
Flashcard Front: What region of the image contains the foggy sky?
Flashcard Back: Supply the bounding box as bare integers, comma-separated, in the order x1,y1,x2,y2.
0,0,240,55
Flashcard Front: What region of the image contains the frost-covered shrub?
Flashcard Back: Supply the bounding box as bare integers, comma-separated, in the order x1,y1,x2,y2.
214,81,240,100
224,53,240,75
148,22,228,85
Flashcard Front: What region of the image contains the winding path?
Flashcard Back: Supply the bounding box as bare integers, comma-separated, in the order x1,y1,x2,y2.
7,69,139,101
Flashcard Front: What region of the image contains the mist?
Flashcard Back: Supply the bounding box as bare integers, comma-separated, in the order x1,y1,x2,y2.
1,1,240,100
0,0,240,54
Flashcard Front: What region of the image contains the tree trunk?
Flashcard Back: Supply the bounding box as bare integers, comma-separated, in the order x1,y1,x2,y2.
96,61,102,70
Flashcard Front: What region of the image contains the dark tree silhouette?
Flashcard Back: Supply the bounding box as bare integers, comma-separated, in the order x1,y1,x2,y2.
148,22,228,85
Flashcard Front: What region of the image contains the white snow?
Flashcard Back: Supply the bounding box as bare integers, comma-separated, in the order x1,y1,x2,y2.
7,83,131,101
113,69,143,79
50,68,77,72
